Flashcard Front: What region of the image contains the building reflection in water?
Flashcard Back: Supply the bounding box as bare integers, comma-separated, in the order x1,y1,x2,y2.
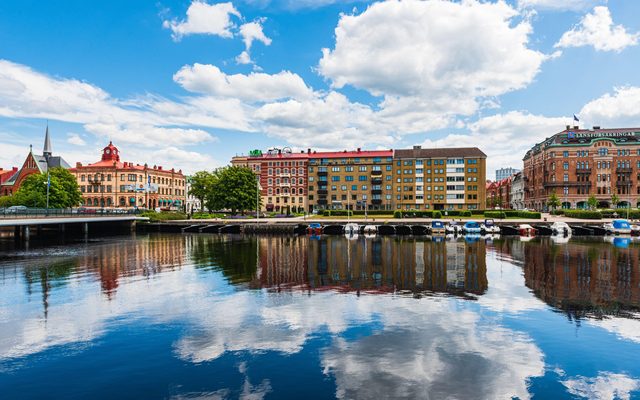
253,236,487,297
497,238,640,317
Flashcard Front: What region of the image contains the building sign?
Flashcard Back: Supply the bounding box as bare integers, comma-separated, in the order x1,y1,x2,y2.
575,131,637,138
249,149,263,157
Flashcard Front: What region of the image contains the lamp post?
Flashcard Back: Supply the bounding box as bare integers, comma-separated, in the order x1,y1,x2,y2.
45,172,50,215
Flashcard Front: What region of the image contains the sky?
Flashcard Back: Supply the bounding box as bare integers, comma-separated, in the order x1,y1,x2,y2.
1,0,639,175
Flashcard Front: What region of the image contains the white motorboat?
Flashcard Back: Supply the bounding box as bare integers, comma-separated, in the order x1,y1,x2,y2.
603,219,632,235
550,221,571,236
363,225,378,234
344,223,360,235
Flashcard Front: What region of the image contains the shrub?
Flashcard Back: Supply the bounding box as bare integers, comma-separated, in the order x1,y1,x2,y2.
322,210,353,216
461,210,472,217
484,211,506,219
564,210,602,219
432,211,442,219
551,209,565,215
141,211,187,221
393,210,403,219
517,211,541,219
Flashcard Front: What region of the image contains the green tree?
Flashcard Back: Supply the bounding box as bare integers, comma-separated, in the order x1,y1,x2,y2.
587,195,598,210
12,168,81,208
188,171,215,212
206,166,260,215
611,193,620,209
547,192,560,210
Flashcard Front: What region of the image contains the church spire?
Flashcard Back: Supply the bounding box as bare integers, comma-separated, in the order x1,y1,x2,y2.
43,122,52,158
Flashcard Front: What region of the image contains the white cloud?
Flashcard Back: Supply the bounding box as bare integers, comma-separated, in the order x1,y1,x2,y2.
420,111,568,173
555,6,639,52
236,20,272,65
66,133,86,146
173,63,313,102
319,0,550,117
579,86,640,126
162,1,241,40
517,0,604,12
562,372,640,400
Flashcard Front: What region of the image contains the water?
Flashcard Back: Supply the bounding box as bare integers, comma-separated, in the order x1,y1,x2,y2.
0,233,639,399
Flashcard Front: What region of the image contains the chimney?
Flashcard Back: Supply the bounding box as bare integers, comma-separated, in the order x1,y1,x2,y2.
413,145,422,150
593,125,601,130
307,148,311,154
76,162,82,168
573,125,579,129
357,147,361,152
565,125,570,130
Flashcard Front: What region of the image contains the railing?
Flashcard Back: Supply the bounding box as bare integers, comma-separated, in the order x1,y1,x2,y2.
616,167,633,173
0,208,144,219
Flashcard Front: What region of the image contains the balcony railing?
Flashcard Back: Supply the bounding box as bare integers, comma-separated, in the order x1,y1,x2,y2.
317,171,328,176
543,181,591,187
371,177,382,184
616,167,633,174
371,170,383,176
317,189,328,195
575,168,592,174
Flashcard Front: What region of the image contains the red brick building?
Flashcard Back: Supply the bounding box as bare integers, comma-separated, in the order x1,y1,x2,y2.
486,176,512,209
523,126,640,210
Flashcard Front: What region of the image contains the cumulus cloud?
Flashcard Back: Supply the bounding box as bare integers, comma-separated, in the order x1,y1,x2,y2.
579,86,640,126
66,132,86,146
173,63,312,102
162,1,241,40
561,372,640,400
555,6,639,52
319,0,550,116
236,20,272,64
517,0,604,11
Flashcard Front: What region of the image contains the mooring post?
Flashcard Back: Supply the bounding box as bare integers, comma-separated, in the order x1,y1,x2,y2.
83,222,89,239
22,225,30,241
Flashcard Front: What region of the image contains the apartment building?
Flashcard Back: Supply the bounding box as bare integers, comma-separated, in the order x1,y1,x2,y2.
392,146,487,211
307,149,394,212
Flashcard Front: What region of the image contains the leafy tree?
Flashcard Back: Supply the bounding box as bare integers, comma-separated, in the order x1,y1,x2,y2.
587,195,598,210
611,194,620,209
11,168,81,208
547,192,560,210
206,166,260,215
188,171,215,212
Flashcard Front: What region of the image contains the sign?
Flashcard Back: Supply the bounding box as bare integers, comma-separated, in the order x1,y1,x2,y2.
567,131,575,139
249,149,263,157
575,131,636,138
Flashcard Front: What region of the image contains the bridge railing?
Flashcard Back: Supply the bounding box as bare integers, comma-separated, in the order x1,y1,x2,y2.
0,208,144,219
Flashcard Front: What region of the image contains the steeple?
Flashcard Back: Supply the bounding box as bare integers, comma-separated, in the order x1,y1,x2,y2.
43,123,52,158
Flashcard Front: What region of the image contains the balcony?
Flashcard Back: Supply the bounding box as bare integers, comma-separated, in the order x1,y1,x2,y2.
616,181,632,187
317,171,328,176
278,172,291,177
543,181,590,187
371,177,382,184
371,199,383,205
371,170,383,176
616,167,633,174
371,189,383,195
575,168,592,174
317,199,328,205
317,189,328,195
278,182,291,187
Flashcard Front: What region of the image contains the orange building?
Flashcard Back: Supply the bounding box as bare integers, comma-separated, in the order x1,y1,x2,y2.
70,142,186,210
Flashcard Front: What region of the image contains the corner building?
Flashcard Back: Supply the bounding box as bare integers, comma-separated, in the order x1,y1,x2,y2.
523,126,640,210
70,142,186,210
393,146,486,211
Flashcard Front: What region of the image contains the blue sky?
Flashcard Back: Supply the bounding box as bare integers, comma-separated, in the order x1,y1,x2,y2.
1,0,639,174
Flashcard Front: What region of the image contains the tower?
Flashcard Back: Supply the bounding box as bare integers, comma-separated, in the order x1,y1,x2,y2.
43,124,52,159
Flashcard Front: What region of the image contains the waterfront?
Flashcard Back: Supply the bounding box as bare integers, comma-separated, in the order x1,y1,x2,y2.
1,234,640,399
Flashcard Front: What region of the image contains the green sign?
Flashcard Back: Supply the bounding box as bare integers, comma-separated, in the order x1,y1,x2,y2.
249,149,263,157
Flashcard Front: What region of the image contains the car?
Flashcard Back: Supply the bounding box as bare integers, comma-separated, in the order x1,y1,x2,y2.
5,205,27,214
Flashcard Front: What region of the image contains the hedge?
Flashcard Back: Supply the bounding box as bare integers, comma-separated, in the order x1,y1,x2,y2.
322,210,353,216
484,211,506,219
564,210,602,219
461,210,472,217
394,210,434,218
140,211,187,221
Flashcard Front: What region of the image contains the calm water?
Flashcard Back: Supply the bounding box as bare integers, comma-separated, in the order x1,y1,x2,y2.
1,233,639,399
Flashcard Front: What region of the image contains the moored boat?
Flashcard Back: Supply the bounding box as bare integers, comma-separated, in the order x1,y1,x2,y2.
518,224,537,236
550,221,571,236
431,220,446,235
307,223,322,235
462,221,482,234
482,219,501,234
603,219,632,235
344,223,360,236
363,225,378,234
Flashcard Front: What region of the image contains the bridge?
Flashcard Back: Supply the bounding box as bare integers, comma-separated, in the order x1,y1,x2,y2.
0,212,149,241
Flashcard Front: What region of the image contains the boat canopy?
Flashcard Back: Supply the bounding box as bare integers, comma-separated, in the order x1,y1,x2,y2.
432,220,445,228
465,221,480,229
309,223,322,229
612,219,631,229
484,219,495,226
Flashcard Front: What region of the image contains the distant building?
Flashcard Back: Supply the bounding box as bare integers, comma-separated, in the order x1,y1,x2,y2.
486,176,512,209
185,176,202,214
1,126,70,196
510,172,525,210
70,142,186,210
495,167,520,181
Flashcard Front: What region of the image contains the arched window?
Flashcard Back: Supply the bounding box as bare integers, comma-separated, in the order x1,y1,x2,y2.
119,197,126,206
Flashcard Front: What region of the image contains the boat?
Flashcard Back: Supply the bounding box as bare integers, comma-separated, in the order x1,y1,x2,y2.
445,221,462,235
550,234,570,244
603,219,632,235
395,225,412,235
550,221,571,236
431,220,446,235
307,223,322,235
378,225,396,235
518,224,537,236
462,221,482,234
344,223,360,236
632,223,640,236
482,219,501,234
463,234,481,243
411,225,429,235
363,225,378,234
322,224,345,235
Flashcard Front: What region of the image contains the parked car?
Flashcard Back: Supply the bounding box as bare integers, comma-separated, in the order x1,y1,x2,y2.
5,205,27,214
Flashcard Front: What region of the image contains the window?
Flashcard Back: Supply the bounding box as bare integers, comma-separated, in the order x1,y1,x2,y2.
359,166,368,172
359,175,367,181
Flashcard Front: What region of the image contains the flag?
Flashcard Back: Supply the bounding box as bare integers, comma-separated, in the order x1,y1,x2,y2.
573,114,579,122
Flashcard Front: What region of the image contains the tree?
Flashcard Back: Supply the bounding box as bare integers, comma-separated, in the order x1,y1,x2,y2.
11,168,81,208
547,192,560,210
611,194,620,209
206,166,260,215
189,171,215,212
587,195,598,210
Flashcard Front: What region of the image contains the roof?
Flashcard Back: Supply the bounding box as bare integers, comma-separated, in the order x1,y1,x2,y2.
308,149,393,158
394,147,486,158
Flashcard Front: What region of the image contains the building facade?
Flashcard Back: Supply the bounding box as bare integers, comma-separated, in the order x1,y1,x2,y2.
495,167,520,181
1,126,70,196
70,142,186,210
185,176,202,214
523,126,640,210
393,146,486,211
510,172,525,210
308,149,394,212
486,176,512,209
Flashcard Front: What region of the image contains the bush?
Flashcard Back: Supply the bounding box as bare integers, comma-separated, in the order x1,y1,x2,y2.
551,209,565,215
191,212,225,219
461,210,472,217
322,210,353,216
141,211,187,221
517,211,541,219
393,210,403,218
432,211,442,219
484,211,506,219
564,210,602,219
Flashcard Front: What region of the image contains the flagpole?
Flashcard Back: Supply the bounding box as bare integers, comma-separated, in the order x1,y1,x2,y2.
46,172,50,214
